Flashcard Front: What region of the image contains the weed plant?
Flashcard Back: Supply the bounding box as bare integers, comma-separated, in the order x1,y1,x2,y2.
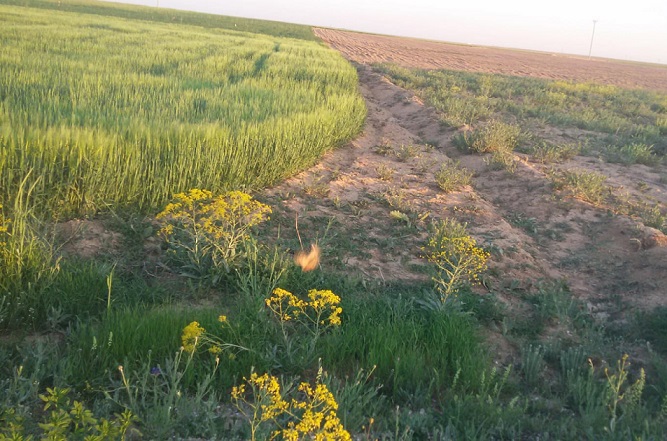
422,219,489,306
434,161,473,192
551,169,609,205
521,344,546,387
458,120,522,154
485,149,518,173
523,141,581,164
603,142,658,166
156,189,271,282
395,144,420,161
231,366,351,440
376,164,395,181
1,387,136,440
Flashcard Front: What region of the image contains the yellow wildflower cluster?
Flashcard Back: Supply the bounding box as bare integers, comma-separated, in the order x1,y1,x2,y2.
423,220,490,303
266,288,343,337
156,189,271,273
181,321,206,354
181,317,240,356
231,373,288,423
307,289,343,327
231,369,351,441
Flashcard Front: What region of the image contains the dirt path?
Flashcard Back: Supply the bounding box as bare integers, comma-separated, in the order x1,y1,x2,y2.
264,61,667,320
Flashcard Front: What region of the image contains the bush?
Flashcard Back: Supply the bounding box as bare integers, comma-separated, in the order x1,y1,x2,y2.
527,142,581,164
551,170,608,205
605,143,658,166
435,161,473,192
460,120,521,154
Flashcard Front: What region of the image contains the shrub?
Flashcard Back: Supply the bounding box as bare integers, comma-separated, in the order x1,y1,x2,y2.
605,143,658,166
460,120,521,154
485,149,517,173
551,170,608,205
435,161,473,192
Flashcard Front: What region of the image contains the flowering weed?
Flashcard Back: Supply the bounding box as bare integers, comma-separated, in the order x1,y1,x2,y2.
180,316,247,356
264,288,343,368
231,367,351,441
422,219,489,305
266,288,343,341
157,189,271,280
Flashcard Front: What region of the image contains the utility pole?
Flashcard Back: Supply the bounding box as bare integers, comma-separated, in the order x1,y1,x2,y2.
588,20,598,59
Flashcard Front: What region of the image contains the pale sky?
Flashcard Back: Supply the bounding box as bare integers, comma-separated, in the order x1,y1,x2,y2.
105,0,667,65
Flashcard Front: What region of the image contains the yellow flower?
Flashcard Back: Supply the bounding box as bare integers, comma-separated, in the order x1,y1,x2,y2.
232,369,351,441
181,321,205,354
231,384,246,400
218,315,227,323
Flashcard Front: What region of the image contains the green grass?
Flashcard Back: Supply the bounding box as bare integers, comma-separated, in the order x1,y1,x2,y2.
0,2,365,216
633,308,667,355
603,142,660,166
321,293,487,401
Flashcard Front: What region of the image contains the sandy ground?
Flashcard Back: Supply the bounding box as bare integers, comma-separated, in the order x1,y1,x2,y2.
315,28,667,93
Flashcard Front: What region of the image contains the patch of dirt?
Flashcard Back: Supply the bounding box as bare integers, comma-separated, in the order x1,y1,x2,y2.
57,219,122,259
314,28,667,93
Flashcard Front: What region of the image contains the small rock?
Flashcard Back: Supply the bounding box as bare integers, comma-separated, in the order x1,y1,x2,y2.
642,227,667,249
